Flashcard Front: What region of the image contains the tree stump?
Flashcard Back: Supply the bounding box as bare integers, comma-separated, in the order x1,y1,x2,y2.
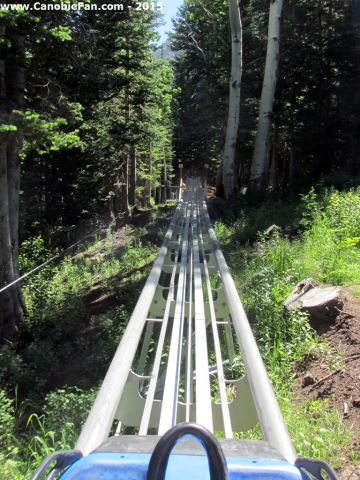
284,279,343,325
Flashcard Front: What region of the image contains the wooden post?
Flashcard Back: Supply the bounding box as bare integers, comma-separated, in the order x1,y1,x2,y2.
204,163,209,198
178,163,184,200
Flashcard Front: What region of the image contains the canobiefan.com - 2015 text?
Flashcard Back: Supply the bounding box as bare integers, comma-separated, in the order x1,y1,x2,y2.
0,2,164,12
0,3,125,11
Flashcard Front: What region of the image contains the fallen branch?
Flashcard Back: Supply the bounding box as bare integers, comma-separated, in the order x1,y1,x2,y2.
309,369,341,391
345,354,360,363
308,354,360,391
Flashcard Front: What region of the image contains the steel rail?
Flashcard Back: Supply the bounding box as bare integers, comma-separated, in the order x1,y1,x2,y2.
76,177,296,465
198,207,232,439
185,236,194,422
75,203,183,455
158,205,191,434
139,221,183,435
192,206,213,431
201,201,296,463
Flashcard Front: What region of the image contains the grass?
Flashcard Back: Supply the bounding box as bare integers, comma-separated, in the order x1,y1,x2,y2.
214,186,360,467
282,397,353,467
0,205,172,478
1,188,359,476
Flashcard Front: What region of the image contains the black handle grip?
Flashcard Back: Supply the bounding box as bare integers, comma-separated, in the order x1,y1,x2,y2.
31,450,82,480
296,458,340,480
147,423,229,480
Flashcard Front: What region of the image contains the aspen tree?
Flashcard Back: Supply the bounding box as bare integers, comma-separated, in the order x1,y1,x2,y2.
223,0,242,198
249,0,283,197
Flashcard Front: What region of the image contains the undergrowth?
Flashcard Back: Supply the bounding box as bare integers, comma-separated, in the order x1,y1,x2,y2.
215,186,360,467
1,189,359,476
0,206,170,478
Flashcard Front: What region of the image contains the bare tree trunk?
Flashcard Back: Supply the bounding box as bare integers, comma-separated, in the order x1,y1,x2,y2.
163,152,167,184
249,0,283,198
222,0,242,198
120,154,130,214
288,143,295,188
162,154,168,203
0,25,24,342
111,176,123,228
0,146,19,342
148,142,153,206
216,161,224,197
269,127,278,191
129,144,136,207
269,143,278,191
7,29,25,304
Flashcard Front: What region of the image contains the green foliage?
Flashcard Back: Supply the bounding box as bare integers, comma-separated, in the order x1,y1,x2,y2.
235,257,316,369
3,386,94,475
9,2,175,239
0,390,24,480
299,187,320,228
276,0,360,187
172,0,230,174
218,187,360,296
215,186,360,466
0,390,16,453
281,397,353,467
49,25,72,42
24,386,96,469
0,347,26,385
326,190,360,239
19,235,49,272
0,207,166,475
296,188,360,284
26,413,71,461
0,385,95,477
2,217,160,396
43,387,96,436
20,110,81,157
173,0,359,190
0,124,18,132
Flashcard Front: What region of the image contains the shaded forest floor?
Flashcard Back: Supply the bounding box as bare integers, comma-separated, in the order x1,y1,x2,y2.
0,204,176,478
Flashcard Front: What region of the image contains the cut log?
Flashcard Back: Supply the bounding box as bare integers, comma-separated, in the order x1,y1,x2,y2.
284,279,343,324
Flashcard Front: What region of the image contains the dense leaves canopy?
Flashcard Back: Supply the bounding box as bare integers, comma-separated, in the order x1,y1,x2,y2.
172,0,360,190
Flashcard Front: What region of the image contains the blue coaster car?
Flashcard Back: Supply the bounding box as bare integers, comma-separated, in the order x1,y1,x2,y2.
31,423,339,480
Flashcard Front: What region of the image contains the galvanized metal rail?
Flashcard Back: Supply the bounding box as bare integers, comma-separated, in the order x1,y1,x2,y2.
76,177,296,463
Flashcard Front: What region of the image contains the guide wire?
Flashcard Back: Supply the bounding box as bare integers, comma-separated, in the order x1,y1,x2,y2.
0,213,125,296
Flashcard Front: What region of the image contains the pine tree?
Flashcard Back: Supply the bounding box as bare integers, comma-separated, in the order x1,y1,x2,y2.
0,14,26,342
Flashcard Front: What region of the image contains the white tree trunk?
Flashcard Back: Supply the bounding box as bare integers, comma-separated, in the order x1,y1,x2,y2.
223,0,242,198
249,0,283,196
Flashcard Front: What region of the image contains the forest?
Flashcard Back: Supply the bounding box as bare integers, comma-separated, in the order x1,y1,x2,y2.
0,0,359,478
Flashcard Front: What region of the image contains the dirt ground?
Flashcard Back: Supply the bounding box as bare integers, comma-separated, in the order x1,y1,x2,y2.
294,288,360,479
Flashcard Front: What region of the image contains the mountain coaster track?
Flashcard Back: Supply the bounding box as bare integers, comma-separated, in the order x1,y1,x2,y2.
32,177,339,480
